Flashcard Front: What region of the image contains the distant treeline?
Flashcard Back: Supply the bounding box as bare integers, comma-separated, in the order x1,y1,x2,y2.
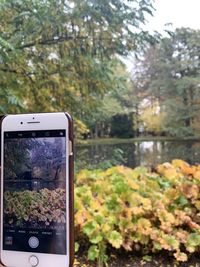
84,28,200,139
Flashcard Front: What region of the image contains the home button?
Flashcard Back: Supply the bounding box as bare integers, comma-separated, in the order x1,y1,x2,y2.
29,255,39,267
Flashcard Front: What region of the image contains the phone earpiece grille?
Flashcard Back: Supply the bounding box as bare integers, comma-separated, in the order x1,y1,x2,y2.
27,121,40,124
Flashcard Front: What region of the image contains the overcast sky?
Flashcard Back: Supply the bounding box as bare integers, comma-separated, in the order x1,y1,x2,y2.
124,0,200,70
145,0,200,33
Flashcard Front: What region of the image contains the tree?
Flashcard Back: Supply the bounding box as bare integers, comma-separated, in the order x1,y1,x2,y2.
80,60,132,138
140,100,166,135
110,113,134,138
133,28,200,137
0,0,154,114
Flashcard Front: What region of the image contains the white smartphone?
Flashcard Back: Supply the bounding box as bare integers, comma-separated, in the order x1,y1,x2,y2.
0,113,74,267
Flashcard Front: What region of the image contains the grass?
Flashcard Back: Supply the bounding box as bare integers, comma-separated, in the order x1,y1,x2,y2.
76,136,200,146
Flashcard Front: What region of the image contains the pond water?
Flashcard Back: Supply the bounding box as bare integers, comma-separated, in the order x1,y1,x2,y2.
75,140,200,171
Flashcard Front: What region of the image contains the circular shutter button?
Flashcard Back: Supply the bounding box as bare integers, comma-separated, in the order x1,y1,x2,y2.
29,255,39,267
28,236,39,248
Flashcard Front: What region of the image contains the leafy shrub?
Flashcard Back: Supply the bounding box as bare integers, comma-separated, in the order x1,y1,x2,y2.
4,188,66,227
75,160,200,266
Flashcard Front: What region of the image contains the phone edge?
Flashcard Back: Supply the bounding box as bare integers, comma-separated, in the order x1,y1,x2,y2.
0,113,74,267
64,112,74,267
0,114,7,266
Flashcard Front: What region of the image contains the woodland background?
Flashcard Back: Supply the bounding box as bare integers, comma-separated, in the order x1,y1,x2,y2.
1,0,200,140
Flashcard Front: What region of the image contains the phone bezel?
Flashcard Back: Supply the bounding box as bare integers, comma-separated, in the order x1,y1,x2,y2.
0,113,70,267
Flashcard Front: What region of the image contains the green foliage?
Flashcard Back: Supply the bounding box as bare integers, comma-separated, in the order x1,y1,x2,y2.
140,102,166,134
75,160,200,265
134,28,200,137
186,233,200,252
110,113,135,138
0,0,154,130
74,119,89,140
108,230,123,249
88,245,99,261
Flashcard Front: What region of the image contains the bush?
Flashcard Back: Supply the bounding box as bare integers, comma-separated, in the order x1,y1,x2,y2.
4,188,66,227
110,114,135,138
75,160,200,266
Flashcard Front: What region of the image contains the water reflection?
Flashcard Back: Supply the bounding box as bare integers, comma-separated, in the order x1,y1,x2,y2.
75,140,200,171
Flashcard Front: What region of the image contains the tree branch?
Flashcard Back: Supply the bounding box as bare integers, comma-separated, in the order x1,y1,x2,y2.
0,68,18,74
0,67,60,77
16,35,88,50
0,67,35,76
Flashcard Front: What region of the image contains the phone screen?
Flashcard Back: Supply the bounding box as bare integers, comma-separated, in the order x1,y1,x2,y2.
3,130,67,255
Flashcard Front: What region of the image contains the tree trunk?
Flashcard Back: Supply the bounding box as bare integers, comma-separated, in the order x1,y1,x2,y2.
183,90,191,128
94,124,98,138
